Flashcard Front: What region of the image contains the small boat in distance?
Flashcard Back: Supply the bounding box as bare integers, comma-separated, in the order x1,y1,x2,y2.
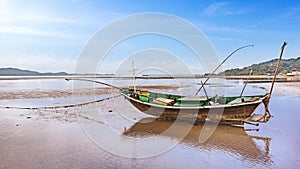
66,42,288,125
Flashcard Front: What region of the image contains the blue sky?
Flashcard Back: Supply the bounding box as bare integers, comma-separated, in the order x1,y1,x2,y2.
0,0,299,73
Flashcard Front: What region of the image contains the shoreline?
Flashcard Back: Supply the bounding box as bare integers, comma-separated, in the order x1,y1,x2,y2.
0,75,300,81
0,82,298,100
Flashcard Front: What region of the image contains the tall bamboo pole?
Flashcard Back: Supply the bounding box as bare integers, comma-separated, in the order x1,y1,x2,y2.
261,42,288,121
269,42,288,98
240,69,253,98
195,45,253,95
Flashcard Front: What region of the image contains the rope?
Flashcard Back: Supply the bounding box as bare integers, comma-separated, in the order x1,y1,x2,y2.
0,94,121,110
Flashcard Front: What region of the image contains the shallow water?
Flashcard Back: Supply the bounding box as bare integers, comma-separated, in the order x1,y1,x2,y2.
0,78,299,169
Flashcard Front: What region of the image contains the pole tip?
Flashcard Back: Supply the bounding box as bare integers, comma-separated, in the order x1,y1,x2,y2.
282,42,288,48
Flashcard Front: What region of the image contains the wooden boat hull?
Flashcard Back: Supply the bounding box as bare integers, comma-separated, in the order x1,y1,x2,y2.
122,92,270,124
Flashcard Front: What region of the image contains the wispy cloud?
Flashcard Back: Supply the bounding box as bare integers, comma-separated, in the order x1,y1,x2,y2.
0,26,88,40
24,15,78,24
282,6,300,18
203,2,250,16
198,22,256,34
0,26,64,37
0,4,83,38
0,14,77,24
208,36,244,42
203,2,228,16
0,53,77,73
252,6,300,30
0,0,77,24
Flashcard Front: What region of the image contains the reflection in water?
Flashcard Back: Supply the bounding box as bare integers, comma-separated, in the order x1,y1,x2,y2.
124,118,271,163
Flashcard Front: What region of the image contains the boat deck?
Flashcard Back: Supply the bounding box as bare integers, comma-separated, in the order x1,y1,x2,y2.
122,88,265,107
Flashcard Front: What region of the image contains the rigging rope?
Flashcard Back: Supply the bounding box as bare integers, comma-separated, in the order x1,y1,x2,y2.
0,94,121,110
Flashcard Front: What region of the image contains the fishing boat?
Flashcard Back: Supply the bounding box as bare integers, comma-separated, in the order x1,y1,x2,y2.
119,42,287,125
120,88,270,125
66,42,287,125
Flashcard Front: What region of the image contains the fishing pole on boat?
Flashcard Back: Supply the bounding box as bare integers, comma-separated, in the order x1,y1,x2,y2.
130,61,138,93
195,44,254,95
201,81,209,100
65,78,122,90
240,69,253,98
269,41,288,99
261,41,288,121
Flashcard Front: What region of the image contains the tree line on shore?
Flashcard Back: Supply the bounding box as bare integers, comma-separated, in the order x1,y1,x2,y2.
219,57,300,76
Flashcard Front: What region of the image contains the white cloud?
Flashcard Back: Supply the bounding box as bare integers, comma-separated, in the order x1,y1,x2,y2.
0,0,82,38
0,26,68,37
95,49,211,75
203,2,228,16
197,22,255,34
0,13,77,24
24,15,77,24
203,2,250,16
282,6,300,18
208,36,244,42
0,53,77,73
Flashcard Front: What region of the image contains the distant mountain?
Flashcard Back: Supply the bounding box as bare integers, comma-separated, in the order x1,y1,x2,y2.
3,57,299,76
0,68,69,76
220,57,300,75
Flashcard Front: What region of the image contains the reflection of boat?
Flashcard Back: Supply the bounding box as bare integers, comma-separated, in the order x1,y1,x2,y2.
124,118,271,161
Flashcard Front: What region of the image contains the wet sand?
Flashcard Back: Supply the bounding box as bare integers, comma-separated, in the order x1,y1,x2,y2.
0,82,298,100
0,79,299,169
0,84,181,100
250,82,300,96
